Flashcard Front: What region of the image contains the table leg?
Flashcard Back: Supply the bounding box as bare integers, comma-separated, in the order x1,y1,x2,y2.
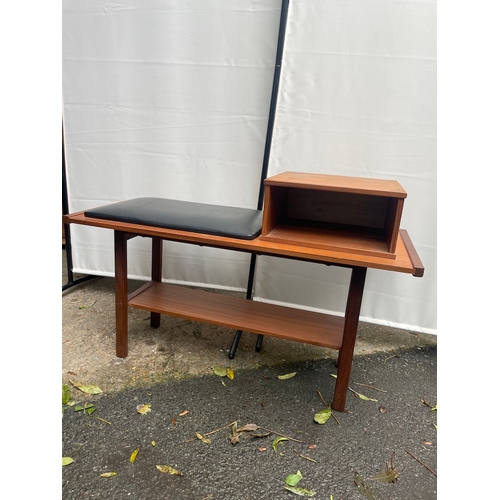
114,230,129,358
332,266,367,412
150,237,163,328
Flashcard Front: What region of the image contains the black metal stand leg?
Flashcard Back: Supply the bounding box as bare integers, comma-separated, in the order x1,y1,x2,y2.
255,334,264,352
62,225,98,291
62,125,99,292
229,331,264,358
229,330,242,359
228,253,259,358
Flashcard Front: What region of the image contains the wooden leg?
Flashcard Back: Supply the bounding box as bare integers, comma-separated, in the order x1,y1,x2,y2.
150,237,163,328
114,231,129,358
332,266,367,412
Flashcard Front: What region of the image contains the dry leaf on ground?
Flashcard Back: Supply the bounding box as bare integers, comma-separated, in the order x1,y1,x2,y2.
69,379,103,395
156,465,184,476
136,404,151,414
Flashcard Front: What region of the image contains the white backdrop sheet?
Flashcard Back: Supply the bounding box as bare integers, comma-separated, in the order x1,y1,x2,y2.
62,0,437,334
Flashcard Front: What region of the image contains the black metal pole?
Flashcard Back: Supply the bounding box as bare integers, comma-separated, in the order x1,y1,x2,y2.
229,0,290,358
62,123,98,292
257,0,290,210
228,252,258,359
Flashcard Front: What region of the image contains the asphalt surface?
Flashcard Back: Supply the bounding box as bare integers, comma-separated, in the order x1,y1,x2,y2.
62,346,437,499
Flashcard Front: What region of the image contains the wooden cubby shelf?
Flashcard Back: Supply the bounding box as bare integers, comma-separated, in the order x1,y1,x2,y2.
261,172,407,259
128,282,345,350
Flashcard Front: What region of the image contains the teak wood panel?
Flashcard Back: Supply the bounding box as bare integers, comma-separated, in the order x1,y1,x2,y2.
260,225,394,258
261,185,397,233
385,197,405,253
260,172,407,257
63,211,423,276
128,282,345,350
286,188,390,228
264,171,407,197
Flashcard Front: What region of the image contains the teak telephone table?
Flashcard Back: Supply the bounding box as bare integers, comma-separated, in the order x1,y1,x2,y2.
64,172,424,412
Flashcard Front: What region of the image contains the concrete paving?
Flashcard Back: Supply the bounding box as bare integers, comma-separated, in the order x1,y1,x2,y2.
62,250,437,499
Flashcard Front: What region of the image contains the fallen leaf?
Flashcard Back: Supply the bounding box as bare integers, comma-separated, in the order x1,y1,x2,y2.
229,423,260,444
212,366,228,377
421,399,437,411
136,404,151,414
196,432,211,444
277,372,297,380
62,385,71,405
251,431,272,438
152,441,156,446
229,423,242,445
95,416,112,425
313,407,332,424
353,391,378,402
62,457,74,466
156,465,184,476
226,368,235,380
294,451,317,463
100,472,117,478
331,375,377,402
129,448,139,463
230,434,241,445
283,485,317,497
370,468,398,483
272,436,289,452
69,379,103,395
74,402,95,415
353,472,384,500
285,470,303,486
236,423,259,432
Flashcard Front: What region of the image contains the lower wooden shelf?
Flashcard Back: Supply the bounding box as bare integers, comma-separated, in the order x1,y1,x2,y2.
128,282,345,350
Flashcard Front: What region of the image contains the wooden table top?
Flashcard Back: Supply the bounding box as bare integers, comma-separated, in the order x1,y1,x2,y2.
64,211,424,277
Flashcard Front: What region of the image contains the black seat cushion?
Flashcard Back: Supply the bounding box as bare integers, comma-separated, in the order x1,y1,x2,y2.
85,197,262,240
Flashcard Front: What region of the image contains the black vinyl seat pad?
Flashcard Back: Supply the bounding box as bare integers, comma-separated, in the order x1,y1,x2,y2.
84,197,263,240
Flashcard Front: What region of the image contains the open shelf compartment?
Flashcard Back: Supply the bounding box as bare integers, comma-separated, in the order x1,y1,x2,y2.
128,282,345,350
261,172,407,258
